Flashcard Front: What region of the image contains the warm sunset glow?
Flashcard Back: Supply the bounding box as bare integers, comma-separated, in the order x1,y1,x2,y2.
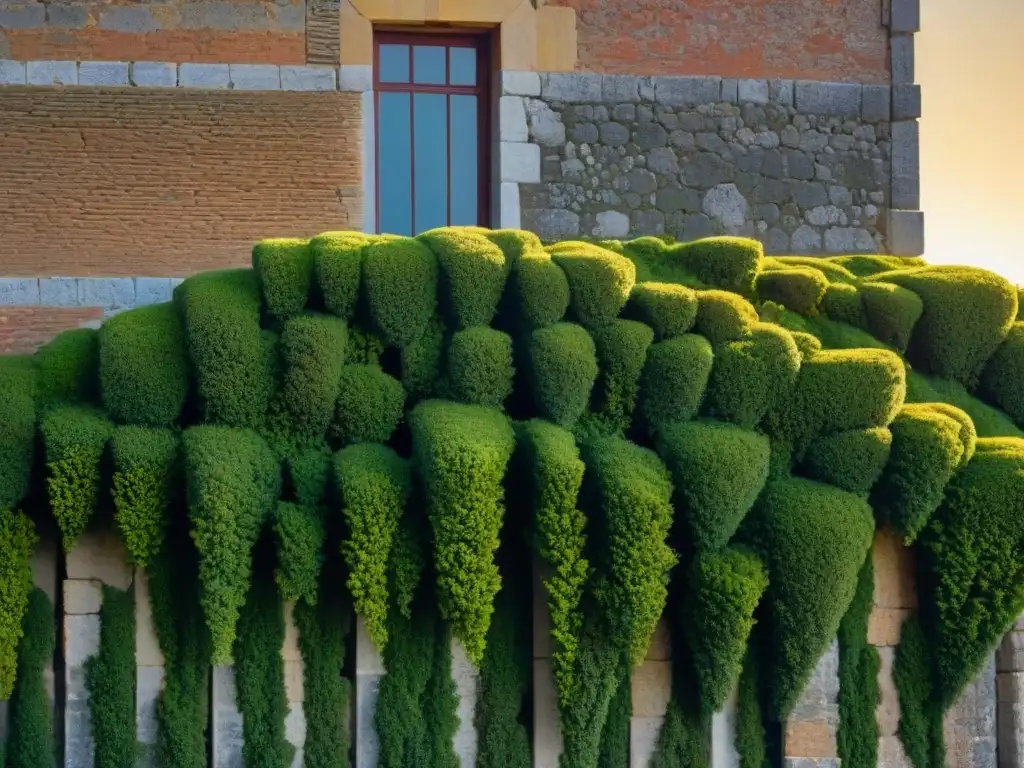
919,0,1024,284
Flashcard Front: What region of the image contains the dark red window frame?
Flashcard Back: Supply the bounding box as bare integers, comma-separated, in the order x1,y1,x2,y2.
373,31,492,234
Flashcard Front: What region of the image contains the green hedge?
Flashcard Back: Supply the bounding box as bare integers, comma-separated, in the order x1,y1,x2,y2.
832,254,925,277
597,669,631,768
6,588,55,768
755,268,829,314
657,420,770,552
253,238,314,320
800,427,892,495
836,551,880,768
85,585,136,768
790,331,822,360
766,256,858,285
735,647,767,768
639,334,714,435
892,615,945,768
273,502,325,604
312,231,369,318
410,401,515,663
0,357,37,508
510,251,570,329
447,327,514,407
589,319,654,432
330,364,405,446
859,282,923,353
0,509,36,700
822,282,867,328
674,236,762,294
36,328,99,408
484,228,543,264
111,426,178,567
526,323,598,428
627,282,699,339
550,243,636,327
401,316,445,401
279,313,349,437
363,237,438,347
694,290,759,343
980,322,1024,425
420,228,508,328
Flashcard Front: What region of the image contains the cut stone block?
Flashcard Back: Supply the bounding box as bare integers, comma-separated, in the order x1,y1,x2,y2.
65,665,94,768
136,665,165,768
943,655,997,768
452,638,480,767
355,673,382,768
630,716,665,767
785,639,839,759
711,686,741,768
65,529,132,589
873,527,918,610
631,660,672,718
64,580,102,615
212,666,244,768
135,568,164,667
533,659,564,768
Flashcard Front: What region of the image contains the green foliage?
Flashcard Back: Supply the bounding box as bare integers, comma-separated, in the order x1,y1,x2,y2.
176,269,272,428
627,282,699,339
402,315,445,401
870,265,1018,386
550,242,636,327
980,321,1024,425
311,231,369,318
111,426,178,567
704,323,801,430
917,438,1024,706
694,290,758,343
892,615,945,768
363,237,438,347
344,324,386,366
821,282,866,327
234,547,294,768
420,228,507,328
253,237,314,319
588,319,653,431
674,236,762,294
755,268,829,314
183,426,280,663
42,406,112,551
596,669,631,768
790,331,822,360
735,647,768,768
410,401,515,663
526,323,598,427
516,420,588,705
6,589,56,768
273,502,325,604
447,327,514,407
36,327,99,407
801,427,892,495
871,404,967,542
294,568,352,768
0,357,37,509
657,420,769,552
284,444,332,508
765,348,906,453
336,443,411,651
483,228,543,264
85,585,137,768
683,548,768,712
739,477,874,717
831,254,925,277
859,281,923,352
279,313,348,436
639,334,714,435
765,256,858,284
510,251,570,329
331,364,405,446
100,304,189,426
0,508,36,699
649,699,709,768
583,436,676,665
621,236,700,287
906,370,1022,438
836,551,879,768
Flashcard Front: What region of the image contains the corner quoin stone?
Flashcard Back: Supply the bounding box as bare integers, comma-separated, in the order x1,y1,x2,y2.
887,210,924,256
892,84,922,121
794,81,861,118
891,0,921,33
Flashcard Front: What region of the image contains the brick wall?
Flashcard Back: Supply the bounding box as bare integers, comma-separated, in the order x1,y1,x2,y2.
0,87,362,277
0,0,305,63
546,0,890,83
0,306,102,353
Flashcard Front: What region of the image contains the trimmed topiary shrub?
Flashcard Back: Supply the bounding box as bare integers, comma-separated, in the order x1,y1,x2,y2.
36,328,99,408
800,427,892,495
657,420,770,552
410,401,515,663
582,436,676,665
0,357,37,509
674,237,762,294
869,265,1018,386
401,316,445,402
0,508,36,700
484,229,543,265
836,551,880,768
550,243,636,327
822,282,866,327
446,327,514,407
176,269,273,428
330,364,405,446
639,334,714,435
111,426,178,567
344,324,386,367
510,251,570,329
738,476,874,717
980,322,1024,426
766,256,858,285
6,588,55,768
596,669,631,768
253,238,313,320
735,647,767,768
694,290,759,343
336,443,411,652
831,254,925,277
312,231,369,318
859,282,923,352
420,228,507,328
42,406,113,551
526,323,598,428
683,547,768,713
363,237,438,348
790,331,822,361
284,444,332,509
273,502,325,605
704,323,801,430
100,304,189,426
589,319,654,432
183,426,280,663
279,313,348,437
755,268,829,314
85,585,136,768
892,615,945,768
627,282,699,339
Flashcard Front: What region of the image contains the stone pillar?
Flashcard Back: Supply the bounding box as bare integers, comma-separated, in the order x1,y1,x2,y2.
532,562,563,768
283,602,305,768
452,638,480,767
782,639,840,768
135,568,164,768
871,528,917,768
63,529,132,768
996,616,1024,768
212,665,244,768
354,614,384,768
630,619,671,767
710,685,740,768
942,656,996,768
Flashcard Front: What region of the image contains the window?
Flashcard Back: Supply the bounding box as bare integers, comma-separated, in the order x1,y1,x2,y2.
374,33,490,235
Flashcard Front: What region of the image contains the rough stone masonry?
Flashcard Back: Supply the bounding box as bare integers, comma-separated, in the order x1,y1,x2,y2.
514,74,893,254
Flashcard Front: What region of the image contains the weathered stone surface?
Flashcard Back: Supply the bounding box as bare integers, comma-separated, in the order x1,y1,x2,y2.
891,34,916,84
877,646,901,737
527,100,566,147
78,278,136,312
64,580,102,616
452,639,480,767
654,76,722,106
229,64,281,91
824,226,876,254
794,81,861,118
632,660,672,718
285,704,305,768
279,66,335,91
500,96,529,142
791,225,823,254
524,209,580,240
542,73,602,103
66,529,132,588
501,141,541,183
595,210,630,238
874,527,918,610
28,60,78,85
135,277,173,307
136,666,164,758
862,84,892,122
65,665,94,768
892,84,922,121
738,79,770,105
630,717,665,768
356,674,382,768
0,278,40,305
878,735,913,768
891,121,920,209
998,631,1024,673
703,183,748,231
503,70,541,97
338,64,372,92
213,666,244,768
712,686,741,768
78,61,129,86
997,670,1024,767
135,568,164,667
179,63,229,89
869,608,913,647
944,656,997,768
786,639,839,758
891,0,921,33
0,59,27,85
887,210,925,256
534,660,564,768
131,61,176,87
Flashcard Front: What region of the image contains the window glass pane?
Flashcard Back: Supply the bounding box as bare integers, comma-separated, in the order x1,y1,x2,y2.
449,95,478,226
414,93,448,232
379,44,409,83
449,47,476,86
413,45,446,85
378,92,412,235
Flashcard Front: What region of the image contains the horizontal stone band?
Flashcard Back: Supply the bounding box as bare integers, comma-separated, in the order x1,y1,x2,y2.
0,276,185,316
